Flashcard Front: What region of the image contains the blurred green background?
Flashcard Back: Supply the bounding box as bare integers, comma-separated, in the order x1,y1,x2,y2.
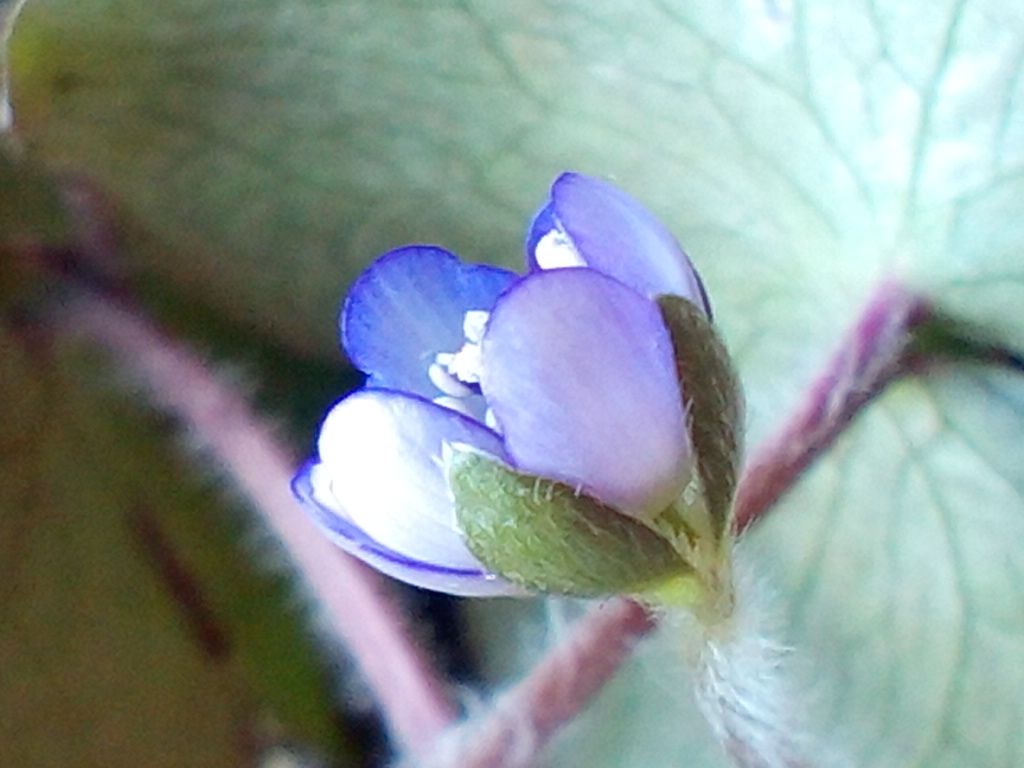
2,1,1024,766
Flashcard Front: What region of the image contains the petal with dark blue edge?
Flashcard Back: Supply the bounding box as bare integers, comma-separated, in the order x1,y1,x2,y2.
527,173,712,316
295,388,523,595
342,246,516,397
293,461,522,596
481,269,691,518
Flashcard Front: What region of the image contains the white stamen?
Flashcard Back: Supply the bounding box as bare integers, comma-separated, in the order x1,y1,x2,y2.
448,343,483,385
429,360,474,397
534,228,587,269
433,396,475,418
462,310,490,344
428,310,490,400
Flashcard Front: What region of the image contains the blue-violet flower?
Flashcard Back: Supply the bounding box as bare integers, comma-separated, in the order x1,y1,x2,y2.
293,172,728,597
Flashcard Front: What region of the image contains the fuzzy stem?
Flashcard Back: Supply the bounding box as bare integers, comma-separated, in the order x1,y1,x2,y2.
685,559,811,768
733,282,930,533
428,598,654,768
432,281,932,768
56,289,458,758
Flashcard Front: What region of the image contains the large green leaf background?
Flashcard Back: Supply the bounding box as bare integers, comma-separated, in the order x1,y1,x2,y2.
3,0,1024,766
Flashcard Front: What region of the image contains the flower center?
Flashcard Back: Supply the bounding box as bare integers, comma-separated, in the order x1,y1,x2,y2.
428,310,501,431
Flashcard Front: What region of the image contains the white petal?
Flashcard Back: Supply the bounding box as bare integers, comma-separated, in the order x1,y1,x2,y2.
316,389,507,570
294,461,524,596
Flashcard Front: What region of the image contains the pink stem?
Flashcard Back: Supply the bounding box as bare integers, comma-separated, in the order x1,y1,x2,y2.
434,281,931,768
419,600,656,768
445,598,654,768
58,290,457,757
732,282,930,533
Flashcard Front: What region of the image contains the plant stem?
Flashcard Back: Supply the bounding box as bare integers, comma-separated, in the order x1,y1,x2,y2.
57,288,458,758
425,598,654,768
732,282,929,532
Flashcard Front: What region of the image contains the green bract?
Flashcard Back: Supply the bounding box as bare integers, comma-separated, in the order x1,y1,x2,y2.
449,448,690,597
658,294,744,540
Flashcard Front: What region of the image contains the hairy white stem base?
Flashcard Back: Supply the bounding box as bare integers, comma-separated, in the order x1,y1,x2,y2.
675,555,832,768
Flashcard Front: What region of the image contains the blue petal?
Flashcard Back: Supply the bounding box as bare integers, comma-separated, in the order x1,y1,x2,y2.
342,246,516,397
480,269,691,518
293,461,522,596
293,388,524,596
527,173,712,316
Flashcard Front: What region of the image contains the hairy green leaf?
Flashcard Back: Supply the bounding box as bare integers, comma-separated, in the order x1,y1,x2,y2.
658,294,744,539
451,448,689,596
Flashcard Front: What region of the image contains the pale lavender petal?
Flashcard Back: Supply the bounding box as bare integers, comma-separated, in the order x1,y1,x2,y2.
296,388,522,595
527,173,712,316
292,461,522,596
481,269,691,517
342,246,516,397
